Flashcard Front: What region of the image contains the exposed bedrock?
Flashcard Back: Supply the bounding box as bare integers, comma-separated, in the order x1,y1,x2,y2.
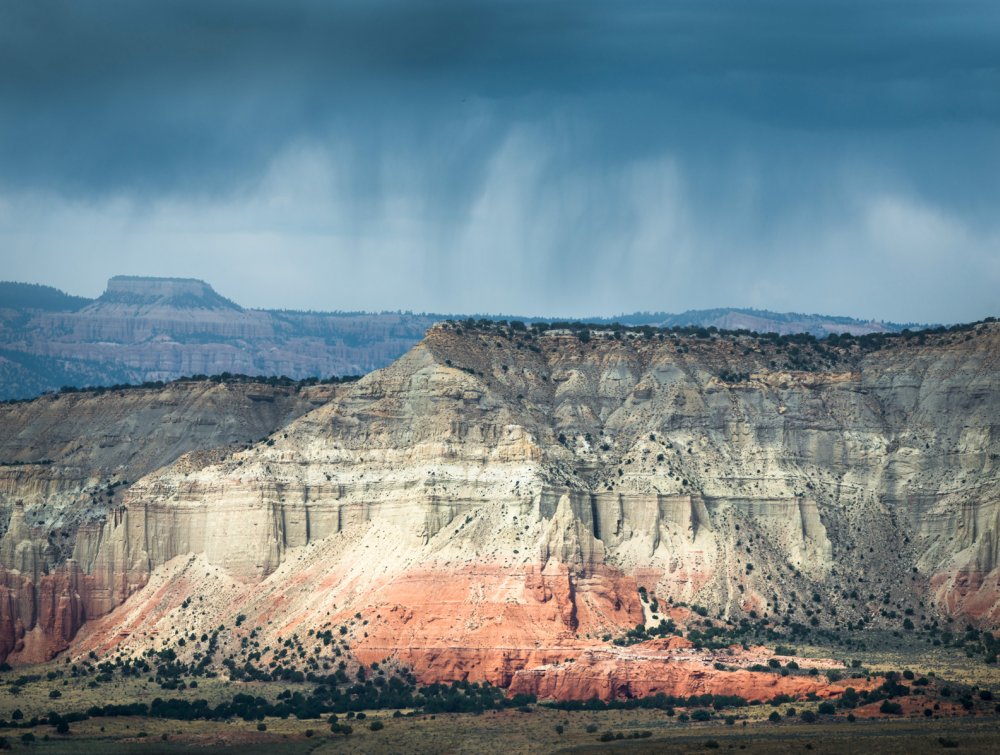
0,380,338,661
506,637,881,703
0,322,996,692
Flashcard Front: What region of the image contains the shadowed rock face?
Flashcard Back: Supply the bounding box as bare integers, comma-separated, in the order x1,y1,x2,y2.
0,380,338,661
0,322,997,697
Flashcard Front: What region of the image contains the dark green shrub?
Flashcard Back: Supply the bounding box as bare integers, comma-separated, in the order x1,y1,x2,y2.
880,700,903,715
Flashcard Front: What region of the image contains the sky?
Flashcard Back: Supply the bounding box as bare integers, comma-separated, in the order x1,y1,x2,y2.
1,1,998,322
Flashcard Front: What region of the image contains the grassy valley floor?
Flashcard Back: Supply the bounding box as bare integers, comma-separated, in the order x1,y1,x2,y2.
0,709,997,753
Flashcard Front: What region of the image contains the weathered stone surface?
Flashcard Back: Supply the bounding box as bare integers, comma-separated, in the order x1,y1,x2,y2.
507,639,878,702
0,379,338,662
0,320,997,700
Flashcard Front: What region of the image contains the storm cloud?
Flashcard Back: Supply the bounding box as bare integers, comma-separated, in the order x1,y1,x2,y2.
1,0,998,321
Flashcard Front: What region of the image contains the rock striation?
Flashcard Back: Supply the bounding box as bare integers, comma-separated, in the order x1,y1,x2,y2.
505,638,878,702
0,379,337,661
0,320,997,699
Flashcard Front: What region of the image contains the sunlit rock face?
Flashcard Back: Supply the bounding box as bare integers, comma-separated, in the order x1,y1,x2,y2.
0,321,997,695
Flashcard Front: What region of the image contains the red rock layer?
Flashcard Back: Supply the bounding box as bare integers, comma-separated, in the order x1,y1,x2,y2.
931,568,1000,625
507,638,880,703
351,562,643,686
0,560,117,664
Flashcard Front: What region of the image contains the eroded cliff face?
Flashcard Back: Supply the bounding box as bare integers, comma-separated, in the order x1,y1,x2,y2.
0,322,997,697
0,380,337,661
505,637,880,702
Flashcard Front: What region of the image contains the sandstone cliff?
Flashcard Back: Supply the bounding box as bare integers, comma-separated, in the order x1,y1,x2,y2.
0,321,997,698
0,379,337,661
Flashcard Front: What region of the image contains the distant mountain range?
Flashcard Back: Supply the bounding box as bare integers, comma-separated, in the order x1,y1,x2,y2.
0,276,925,400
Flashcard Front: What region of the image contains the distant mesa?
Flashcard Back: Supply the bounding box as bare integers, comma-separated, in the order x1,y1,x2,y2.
0,274,945,402
97,275,242,311
0,276,437,401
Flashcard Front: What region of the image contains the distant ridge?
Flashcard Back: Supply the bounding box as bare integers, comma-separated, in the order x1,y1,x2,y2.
0,281,91,312
646,307,922,338
1,276,924,334
0,275,944,400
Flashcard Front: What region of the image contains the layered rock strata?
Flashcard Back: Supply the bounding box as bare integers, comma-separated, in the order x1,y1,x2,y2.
0,277,436,398
0,321,997,699
0,380,337,661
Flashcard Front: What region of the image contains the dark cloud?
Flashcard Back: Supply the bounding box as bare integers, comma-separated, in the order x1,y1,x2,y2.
0,1,998,322
2,1,997,195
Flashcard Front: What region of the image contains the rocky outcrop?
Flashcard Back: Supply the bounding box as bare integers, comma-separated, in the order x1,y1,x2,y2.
0,379,338,661
350,562,643,686
507,638,878,702
0,320,997,700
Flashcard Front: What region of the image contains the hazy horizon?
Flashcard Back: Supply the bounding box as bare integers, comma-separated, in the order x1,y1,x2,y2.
2,1,998,323
3,273,942,326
